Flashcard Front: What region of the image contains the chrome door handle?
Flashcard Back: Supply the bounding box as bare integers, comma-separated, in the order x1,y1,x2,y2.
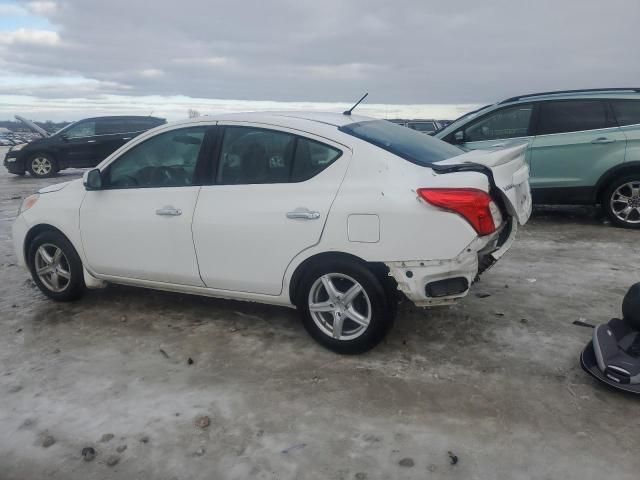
491,142,507,148
591,137,615,144
122,137,132,141
156,206,182,216
86,140,96,143
286,210,320,220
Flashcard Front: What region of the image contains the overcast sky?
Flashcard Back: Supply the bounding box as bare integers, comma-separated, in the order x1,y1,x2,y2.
0,0,638,121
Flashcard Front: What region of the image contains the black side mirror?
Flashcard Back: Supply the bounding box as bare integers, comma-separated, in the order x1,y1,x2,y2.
84,169,103,190
453,131,465,144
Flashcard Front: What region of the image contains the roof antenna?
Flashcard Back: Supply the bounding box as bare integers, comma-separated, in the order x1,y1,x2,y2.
343,93,368,116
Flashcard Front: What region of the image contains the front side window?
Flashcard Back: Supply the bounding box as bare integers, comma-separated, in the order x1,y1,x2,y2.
611,100,640,127
464,105,533,142
65,121,96,139
106,127,206,188
216,126,341,184
537,100,608,135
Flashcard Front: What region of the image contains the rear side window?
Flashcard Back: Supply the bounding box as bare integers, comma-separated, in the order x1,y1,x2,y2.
611,100,640,126
216,126,341,184
339,120,462,167
96,119,128,135
537,100,609,135
464,104,533,141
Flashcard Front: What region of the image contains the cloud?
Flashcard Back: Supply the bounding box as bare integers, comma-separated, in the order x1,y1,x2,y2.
27,1,57,15
0,4,27,15
0,0,638,115
0,28,60,46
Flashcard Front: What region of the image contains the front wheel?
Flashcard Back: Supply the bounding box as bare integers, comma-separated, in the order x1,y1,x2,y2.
28,153,56,178
28,231,85,301
603,175,640,229
296,259,396,354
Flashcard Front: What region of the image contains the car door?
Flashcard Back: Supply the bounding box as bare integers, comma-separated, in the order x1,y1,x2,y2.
192,124,350,296
80,125,211,286
57,120,99,167
94,118,135,162
529,100,626,194
457,103,536,155
611,99,640,162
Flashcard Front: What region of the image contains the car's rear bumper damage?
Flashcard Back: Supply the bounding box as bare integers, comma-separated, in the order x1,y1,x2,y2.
386,219,517,307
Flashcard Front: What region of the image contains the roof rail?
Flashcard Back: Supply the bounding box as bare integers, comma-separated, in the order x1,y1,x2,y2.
499,88,640,104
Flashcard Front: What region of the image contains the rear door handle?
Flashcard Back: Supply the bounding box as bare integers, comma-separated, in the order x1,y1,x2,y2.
122,137,132,141
86,140,96,143
286,209,320,220
591,137,615,144
156,206,182,216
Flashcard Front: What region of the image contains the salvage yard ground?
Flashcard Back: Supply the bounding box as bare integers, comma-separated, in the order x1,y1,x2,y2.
0,148,639,479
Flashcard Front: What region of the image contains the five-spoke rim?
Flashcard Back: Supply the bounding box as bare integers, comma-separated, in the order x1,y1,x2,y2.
31,157,52,176
611,181,640,224
308,273,371,341
34,243,71,293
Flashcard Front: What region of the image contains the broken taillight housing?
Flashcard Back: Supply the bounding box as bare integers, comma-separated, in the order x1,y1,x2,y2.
417,188,499,236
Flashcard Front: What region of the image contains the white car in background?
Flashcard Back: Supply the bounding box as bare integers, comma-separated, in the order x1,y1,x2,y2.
13,112,531,353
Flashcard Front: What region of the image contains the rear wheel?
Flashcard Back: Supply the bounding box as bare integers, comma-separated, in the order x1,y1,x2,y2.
603,175,640,229
28,153,56,178
28,231,85,301
296,259,396,354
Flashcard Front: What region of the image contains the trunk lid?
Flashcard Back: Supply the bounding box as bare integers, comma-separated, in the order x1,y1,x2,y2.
432,144,532,225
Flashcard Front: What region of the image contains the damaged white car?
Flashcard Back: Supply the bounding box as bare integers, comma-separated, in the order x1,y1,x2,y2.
13,112,531,353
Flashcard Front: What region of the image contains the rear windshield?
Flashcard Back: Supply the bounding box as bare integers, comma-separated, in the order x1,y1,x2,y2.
339,120,463,166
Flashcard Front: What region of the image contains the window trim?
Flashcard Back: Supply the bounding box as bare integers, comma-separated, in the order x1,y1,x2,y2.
210,125,343,186
99,125,213,190
530,99,616,136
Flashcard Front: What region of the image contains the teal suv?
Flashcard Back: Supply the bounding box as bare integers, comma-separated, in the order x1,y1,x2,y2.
435,88,640,228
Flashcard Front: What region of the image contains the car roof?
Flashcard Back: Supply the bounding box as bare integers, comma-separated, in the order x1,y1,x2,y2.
163,111,377,130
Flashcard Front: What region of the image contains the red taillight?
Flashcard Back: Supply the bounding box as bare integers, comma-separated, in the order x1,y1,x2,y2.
417,188,498,236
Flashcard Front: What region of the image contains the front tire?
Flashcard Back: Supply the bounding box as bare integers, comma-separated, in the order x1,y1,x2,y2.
28,153,56,178
28,231,85,301
296,259,396,354
603,175,640,229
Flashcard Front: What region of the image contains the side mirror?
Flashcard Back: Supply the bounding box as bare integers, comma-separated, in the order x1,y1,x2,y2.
60,133,69,141
83,169,103,190
453,131,465,144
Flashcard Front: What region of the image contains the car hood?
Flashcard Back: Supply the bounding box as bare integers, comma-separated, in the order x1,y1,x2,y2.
39,180,74,194
15,115,50,138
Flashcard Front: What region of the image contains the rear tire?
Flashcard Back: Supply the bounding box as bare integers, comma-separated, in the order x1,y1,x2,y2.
28,153,57,178
603,175,640,229
296,259,396,354
28,231,85,301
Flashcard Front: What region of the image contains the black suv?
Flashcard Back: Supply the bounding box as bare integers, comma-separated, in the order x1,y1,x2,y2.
4,116,166,177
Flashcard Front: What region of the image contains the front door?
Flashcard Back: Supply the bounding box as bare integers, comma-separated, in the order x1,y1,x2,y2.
529,100,627,192
192,124,350,295
80,125,210,286
58,120,100,167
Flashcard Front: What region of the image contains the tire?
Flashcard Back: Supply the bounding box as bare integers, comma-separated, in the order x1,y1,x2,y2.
28,153,57,178
27,231,85,301
602,175,640,229
296,259,396,354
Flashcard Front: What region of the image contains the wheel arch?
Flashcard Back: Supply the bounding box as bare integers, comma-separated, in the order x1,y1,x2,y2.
24,223,69,264
594,162,640,203
287,251,394,306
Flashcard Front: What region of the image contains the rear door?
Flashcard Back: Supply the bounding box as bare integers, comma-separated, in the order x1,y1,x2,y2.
611,99,640,162
94,118,132,162
529,100,626,197
192,124,350,295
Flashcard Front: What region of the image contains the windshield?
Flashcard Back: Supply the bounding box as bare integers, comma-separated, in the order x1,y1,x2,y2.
339,120,463,166
53,122,76,136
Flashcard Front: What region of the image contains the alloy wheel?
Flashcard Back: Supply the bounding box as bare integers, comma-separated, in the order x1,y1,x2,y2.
31,156,52,176
610,181,640,225
307,273,371,341
34,243,71,292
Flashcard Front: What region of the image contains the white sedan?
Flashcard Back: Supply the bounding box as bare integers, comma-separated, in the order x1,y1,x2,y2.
13,112,531,353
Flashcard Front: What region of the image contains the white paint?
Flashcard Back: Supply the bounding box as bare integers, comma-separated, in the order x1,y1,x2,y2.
12,111,532,307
